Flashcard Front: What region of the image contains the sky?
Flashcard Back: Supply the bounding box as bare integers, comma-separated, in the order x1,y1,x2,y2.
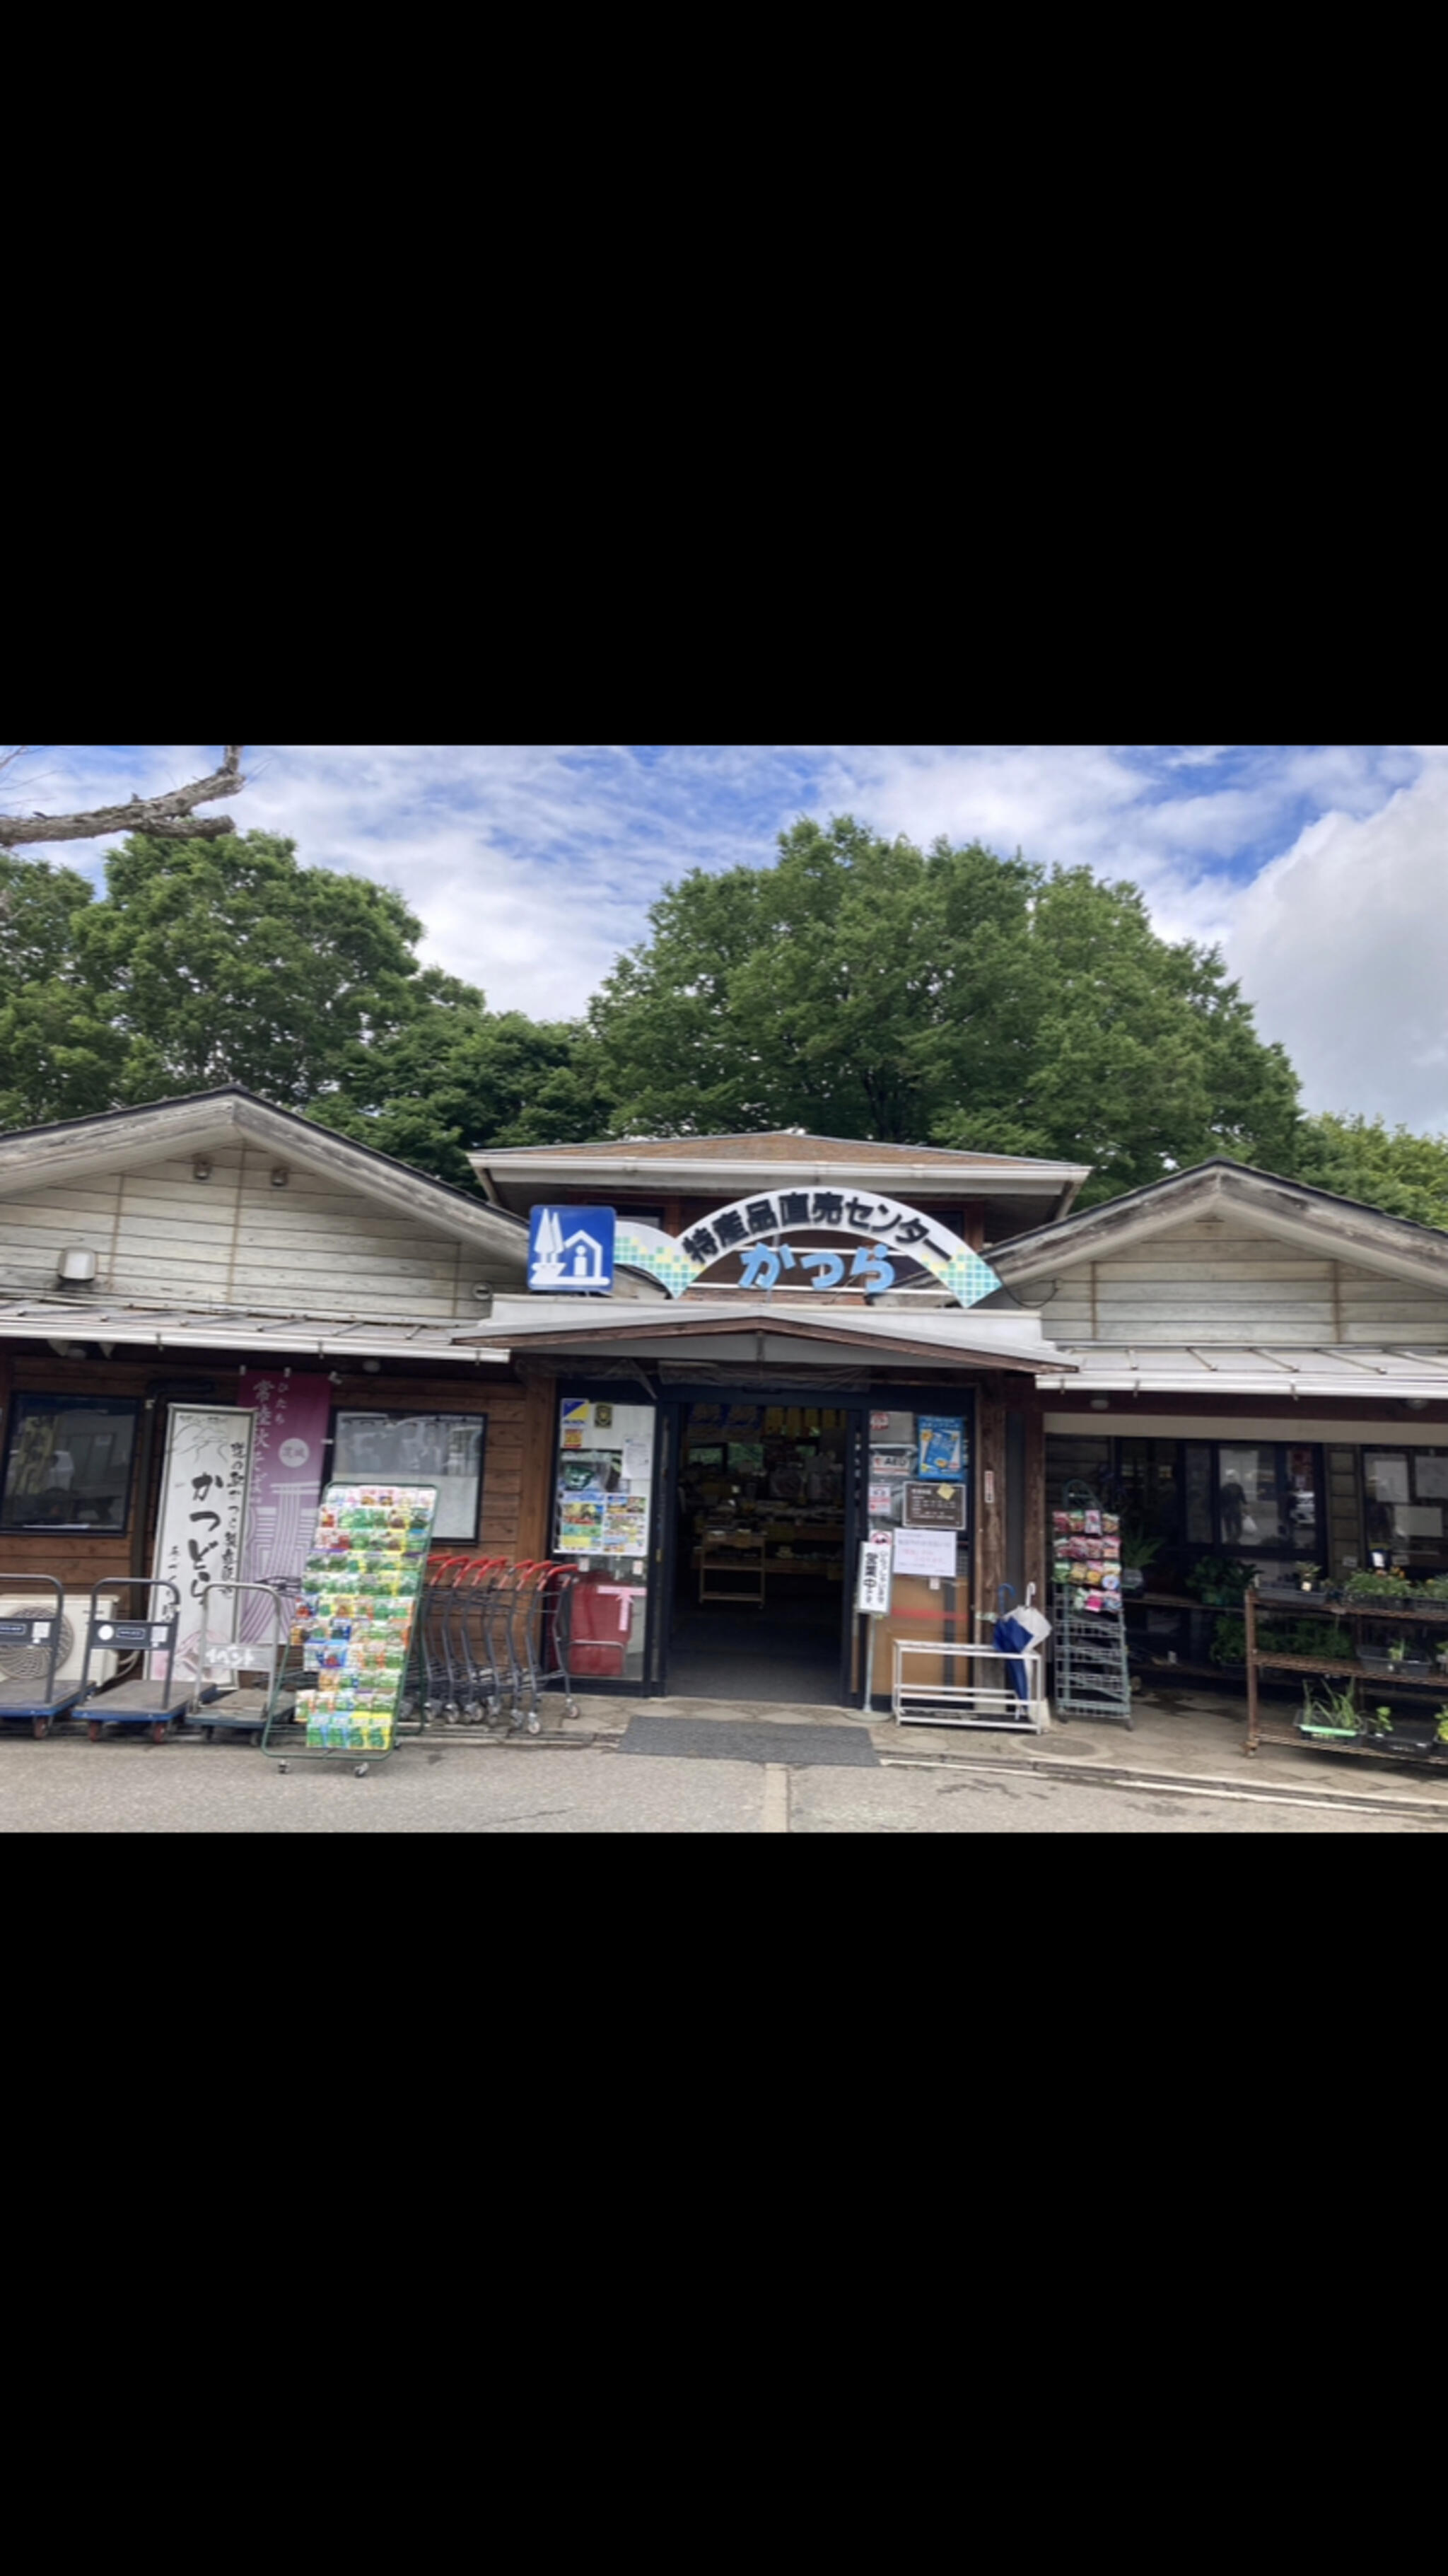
4,743,1445,1129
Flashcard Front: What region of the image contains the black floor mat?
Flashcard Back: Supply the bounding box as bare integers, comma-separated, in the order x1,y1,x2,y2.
619,1715,880,1768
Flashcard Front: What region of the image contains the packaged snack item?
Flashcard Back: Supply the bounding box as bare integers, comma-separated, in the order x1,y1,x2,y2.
1084,1510,1102,1535
1053,1560,1072,1584
1068,1512,1086,1534
1102,1569,1121,1593
1102,1536,1121,1561
1070,1563,1090,1585
1053,1510,1071,1535
1086,1562,1105,1585
1102,1513,1120,1536
1084,1590,1104,1613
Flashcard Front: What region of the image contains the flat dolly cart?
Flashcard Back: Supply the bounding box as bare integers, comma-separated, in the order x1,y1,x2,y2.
78,1579,192,1744
189,1578,303,1741
0,1575,82,1739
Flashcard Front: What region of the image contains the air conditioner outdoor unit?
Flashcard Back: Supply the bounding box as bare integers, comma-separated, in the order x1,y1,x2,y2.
0,1590,123,1691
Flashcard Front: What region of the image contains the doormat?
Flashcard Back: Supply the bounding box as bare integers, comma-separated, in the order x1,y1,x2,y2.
619,1716,880,1768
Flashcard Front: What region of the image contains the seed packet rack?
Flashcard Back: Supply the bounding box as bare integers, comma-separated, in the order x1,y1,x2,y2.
264,1482,438,1766
1050,1492,1133,1727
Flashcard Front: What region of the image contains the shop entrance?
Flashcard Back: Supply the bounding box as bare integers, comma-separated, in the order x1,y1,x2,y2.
662,1398,865,1706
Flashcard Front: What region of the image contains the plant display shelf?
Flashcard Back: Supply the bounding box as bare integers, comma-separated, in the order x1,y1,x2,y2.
1244,1590,1448,1761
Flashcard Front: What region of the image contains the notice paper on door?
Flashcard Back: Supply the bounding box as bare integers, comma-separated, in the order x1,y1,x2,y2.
892,1526,957,1578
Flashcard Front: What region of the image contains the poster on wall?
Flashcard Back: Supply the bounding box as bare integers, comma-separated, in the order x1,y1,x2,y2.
904,1479,966,1530
554,1396,656,1559
893,1525,957,1578
150,1406,255,1680
916,1417,965,1481
237,1370,330,1643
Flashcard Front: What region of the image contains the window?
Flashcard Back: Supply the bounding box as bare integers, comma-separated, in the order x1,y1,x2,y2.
1364,1448,1448,1566
1213,1443,1317,1557
0,1394,140,1532
332,1411,486,1542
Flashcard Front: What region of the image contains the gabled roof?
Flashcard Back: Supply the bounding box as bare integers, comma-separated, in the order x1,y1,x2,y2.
0,1085,530,1271
993,1158,1448,1293
480,1131,1076,1170
472,1131,1090,1228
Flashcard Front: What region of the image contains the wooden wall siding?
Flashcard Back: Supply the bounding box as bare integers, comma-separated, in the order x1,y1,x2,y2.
1029,1220,1448,1347
0,1148,521,1316
0,1357,532,1592
976,1387,1007,1612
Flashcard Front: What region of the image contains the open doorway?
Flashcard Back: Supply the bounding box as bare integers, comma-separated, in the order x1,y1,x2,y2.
666,1399,857,1704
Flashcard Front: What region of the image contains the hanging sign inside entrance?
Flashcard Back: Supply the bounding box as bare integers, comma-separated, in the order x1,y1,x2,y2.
856,1539,894,1616
607,1194,1000,1310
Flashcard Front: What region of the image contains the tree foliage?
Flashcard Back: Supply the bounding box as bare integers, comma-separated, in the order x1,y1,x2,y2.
1292,1113,1448,1231
588,817,1302,1202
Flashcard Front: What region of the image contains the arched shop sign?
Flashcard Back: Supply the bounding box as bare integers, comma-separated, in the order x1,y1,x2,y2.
610,1191,1001,1310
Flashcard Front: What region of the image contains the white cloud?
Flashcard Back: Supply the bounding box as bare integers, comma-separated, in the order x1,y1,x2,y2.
6,746,1443,1136
1223,754,1448,1129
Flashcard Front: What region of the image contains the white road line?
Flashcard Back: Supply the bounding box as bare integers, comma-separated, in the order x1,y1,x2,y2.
762,1765,790,1834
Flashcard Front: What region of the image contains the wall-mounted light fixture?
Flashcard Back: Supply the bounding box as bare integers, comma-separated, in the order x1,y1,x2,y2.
1089,1397,1111,1411
361,1358,382,1374
193,1156,213,1182
56,1246,98,1286
270,1167,289,1189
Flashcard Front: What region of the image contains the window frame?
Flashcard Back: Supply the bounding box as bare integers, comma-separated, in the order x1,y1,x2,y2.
0,1390,143,1535
327,1406,488,1545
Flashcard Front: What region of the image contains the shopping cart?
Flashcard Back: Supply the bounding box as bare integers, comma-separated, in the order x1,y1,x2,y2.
503,1561,581,1733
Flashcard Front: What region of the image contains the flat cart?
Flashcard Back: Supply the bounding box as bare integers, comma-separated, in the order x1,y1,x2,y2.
189,1578,303,1741
0,1575,82,1739
78,1579,192,1744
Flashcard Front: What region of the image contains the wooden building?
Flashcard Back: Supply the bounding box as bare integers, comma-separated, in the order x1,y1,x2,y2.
6,1092,1444,1717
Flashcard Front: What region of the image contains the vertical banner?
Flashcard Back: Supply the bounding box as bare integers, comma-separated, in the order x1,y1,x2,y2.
150,1406,255,1679
237,1370,332,1640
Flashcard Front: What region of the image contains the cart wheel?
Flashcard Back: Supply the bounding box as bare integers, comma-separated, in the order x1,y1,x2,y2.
564,1701,579,1721
204,1727,215,1744
152,1720,168,1744
278,1761,288,1773
526,1713,541,1737
354,1763,369,1778
32,1715,50,1740
88,1720,102,1743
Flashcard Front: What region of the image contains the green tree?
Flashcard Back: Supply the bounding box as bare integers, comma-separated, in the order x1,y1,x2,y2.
312,989,615,1191
0,852,124,1128
76,831,438,1109
1291,1113,1448,1230
589,816,1302,1201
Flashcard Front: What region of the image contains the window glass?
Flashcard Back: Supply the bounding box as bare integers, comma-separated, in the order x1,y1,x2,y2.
0,1395,139,1531
1184,1445,1213,1545
1217,1445,1283,1548
1365,1447,1448,1562
332,1411,485,1542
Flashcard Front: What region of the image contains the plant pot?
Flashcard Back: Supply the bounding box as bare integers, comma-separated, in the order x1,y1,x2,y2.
1256,1583,1304,1607
1297,1721,1362,1742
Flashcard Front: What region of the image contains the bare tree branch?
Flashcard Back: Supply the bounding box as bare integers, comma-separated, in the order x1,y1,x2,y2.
0,746,247,847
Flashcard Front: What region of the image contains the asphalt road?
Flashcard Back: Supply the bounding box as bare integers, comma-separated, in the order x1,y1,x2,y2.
1,1735,1444,1831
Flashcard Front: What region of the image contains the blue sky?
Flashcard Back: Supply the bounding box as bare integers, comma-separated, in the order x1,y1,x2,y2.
4,744,1445,1129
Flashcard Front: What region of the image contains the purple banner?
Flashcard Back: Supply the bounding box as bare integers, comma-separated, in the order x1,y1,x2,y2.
237,1370,332,1640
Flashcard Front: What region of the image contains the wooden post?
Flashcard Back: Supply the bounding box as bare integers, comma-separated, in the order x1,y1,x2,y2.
515,1371,557,1562
1244,1583,1259,1754
1024,1397,1046,1607
977,1381,1007,1619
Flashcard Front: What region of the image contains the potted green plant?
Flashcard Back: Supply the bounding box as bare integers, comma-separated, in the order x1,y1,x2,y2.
1119,1528,1164,1597
1344,1567,1414,1607
1297,1680,1361,1742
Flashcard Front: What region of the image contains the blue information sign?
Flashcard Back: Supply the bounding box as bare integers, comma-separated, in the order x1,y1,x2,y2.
528,1206,616,1293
